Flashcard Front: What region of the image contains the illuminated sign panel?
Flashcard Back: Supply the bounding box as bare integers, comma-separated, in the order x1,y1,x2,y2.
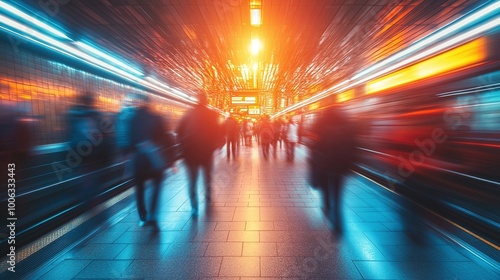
231,96,257,105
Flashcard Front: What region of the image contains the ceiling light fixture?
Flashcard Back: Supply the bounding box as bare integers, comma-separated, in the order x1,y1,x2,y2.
250,0,262,26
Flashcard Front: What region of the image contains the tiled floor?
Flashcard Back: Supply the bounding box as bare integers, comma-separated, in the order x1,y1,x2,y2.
31,143,499,279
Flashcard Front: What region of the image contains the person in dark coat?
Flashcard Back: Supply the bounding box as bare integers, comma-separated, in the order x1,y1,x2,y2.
129,93,168,226
176,92,223,216
310,106,357,231
116,93,137,180
225,114,239,160
116,93,137,155
259,115,274,160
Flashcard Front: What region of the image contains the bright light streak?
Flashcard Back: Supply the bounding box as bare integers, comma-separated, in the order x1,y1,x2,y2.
0,15,139,80
359,16,500,88
353,1,500,80
140,80,194,103
0,14,194,104
0,1,69,39
145,77,193,101
313,16,500,111
273,78,352,118
0,14,75,56
366,38,486,94
75,41,143,76
274,13,500,118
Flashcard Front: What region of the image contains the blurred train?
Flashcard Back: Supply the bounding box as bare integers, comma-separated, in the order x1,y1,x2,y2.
285,32,500,248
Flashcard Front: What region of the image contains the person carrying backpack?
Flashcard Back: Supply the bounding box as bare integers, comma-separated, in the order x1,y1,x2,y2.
66,92,106,210
129,93,171,227
116,93,137,179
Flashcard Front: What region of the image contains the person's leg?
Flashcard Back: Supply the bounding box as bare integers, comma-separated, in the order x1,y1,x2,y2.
285,140,291,160
185,162,199,214
271,139,276,158
321,183,331,216
231,139,237,158
331,174,344,230
201,158,213,203
149,171,164,223
290,142,296,160
135,177,147,225
80,165,97,211
226,139,231,160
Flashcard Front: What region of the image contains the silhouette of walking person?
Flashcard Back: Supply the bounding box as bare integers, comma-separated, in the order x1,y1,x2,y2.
176,92,224,217
309,106,357,231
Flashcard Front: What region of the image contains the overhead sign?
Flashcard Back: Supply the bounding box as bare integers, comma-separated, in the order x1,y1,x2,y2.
231,96,257,105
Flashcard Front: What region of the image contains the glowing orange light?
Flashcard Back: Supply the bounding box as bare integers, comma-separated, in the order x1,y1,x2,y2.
337,89,354,102
309,102,320,110
367,37,487,94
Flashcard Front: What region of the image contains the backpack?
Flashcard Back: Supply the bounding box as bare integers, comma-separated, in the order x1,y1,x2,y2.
70,113,102,148
161,131,182,166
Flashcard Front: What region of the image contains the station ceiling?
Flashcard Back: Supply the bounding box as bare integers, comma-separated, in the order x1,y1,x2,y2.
18,0,485,104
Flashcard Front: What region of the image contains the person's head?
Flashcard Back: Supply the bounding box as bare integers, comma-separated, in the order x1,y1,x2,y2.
77,92,95,107
135,93,150,108
123,92,137,108
197,91,208,106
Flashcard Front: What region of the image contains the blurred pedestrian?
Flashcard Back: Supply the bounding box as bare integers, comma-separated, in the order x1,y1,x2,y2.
116,93,137,179
271,118,283,157
225,114,239,160
243,118,254,146
285,118,299,161
259,115,274,160
116,93,136,155
309,106,356,231
66,92,106,209
176,92,224,216
129,93,169,227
